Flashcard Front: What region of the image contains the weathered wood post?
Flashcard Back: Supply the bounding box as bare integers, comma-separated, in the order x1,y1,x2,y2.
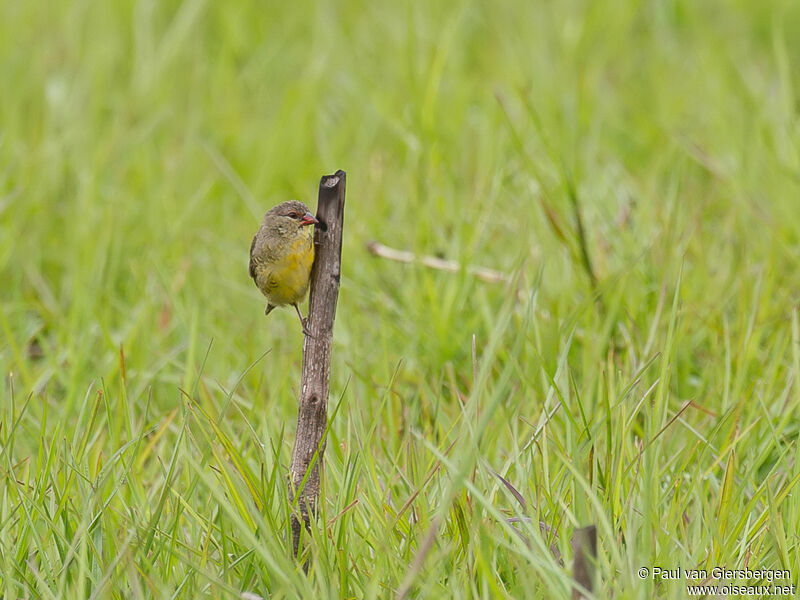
289,170,345,557
571,525,597,599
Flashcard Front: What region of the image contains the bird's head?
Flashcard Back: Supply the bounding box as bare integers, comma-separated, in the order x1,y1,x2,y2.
265,200,319,236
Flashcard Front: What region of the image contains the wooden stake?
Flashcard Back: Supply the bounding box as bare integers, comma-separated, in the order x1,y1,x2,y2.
571,525,597,599
288,170,346,558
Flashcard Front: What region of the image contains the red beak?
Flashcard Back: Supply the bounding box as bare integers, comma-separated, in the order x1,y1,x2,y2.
300,212,319,227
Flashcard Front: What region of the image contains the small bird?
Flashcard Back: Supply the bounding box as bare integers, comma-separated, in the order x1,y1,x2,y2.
249,200,319,335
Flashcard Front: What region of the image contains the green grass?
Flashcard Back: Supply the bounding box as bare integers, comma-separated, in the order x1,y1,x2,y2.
2,0,800,598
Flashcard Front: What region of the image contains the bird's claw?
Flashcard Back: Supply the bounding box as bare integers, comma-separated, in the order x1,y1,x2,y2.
301,318,314,338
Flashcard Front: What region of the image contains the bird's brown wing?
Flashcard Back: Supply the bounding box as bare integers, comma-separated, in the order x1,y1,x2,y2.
248,235,257,281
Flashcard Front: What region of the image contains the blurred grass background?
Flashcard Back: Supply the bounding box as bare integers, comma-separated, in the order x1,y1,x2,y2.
2,0,800,598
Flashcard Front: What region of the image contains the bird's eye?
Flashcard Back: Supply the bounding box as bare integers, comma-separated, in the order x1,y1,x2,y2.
287,211,298,219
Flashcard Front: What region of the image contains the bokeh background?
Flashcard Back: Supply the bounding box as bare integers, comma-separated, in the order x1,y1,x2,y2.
2,0,800,598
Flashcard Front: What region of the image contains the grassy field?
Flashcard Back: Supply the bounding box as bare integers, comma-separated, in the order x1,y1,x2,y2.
2,0,800,598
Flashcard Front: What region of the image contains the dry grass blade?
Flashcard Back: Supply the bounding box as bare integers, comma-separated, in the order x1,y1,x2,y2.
366,240,509,283
493,470,527,512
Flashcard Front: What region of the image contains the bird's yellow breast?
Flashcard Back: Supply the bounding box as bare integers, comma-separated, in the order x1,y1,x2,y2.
259,230,314,306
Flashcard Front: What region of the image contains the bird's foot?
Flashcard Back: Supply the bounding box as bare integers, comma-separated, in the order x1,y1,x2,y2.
293,303,314,338
301,317,314,338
